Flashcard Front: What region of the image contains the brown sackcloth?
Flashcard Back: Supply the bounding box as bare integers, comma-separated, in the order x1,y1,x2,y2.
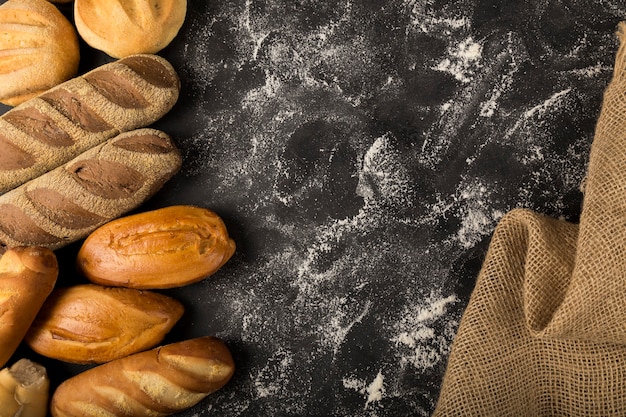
433,22,626,416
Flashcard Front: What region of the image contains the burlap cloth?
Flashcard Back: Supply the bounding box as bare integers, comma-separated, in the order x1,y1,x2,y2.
433,23,626,416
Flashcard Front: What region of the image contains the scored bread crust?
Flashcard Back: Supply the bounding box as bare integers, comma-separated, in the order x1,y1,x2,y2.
0,0,80,106
25,284,185,364
0,53,180,195
0,246,58,368
0,128,182,253
74,0,187,58
50,337,235,417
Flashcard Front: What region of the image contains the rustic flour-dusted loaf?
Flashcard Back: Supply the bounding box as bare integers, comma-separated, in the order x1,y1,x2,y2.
25,284,184,364
0,53,180,194
0,247,58,368
0,0,80,106
74,0,187,58
50,336,235,417
0,128,182,253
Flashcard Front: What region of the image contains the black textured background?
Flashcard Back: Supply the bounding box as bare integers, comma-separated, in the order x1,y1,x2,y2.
6,1,626,416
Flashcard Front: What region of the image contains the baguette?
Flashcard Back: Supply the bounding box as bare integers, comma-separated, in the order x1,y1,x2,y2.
50,336,235,416
0,53,180,194
0,247,58,368
25,284,184,364
0,128,182,253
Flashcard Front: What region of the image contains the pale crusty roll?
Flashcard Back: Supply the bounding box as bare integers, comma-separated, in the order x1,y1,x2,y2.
0,128,182,253
0,358,49,417
0,0,80,106
25,284,184,364
50,336,235,417
0,53,180,194
74,0,187,58
0,247,58,368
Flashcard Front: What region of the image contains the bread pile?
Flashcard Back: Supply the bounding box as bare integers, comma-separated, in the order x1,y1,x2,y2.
0,1,238,416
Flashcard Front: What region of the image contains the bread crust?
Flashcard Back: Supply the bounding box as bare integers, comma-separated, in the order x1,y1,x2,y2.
0,0,80,106
0,53,180,195
0,246,58,368
25,284,184,364
77,205,236,289
0,128,182,253
75,0,187,58
50,336,235,416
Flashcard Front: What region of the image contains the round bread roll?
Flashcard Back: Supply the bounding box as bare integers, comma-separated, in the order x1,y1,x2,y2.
74,0,187,58
0,0,80,106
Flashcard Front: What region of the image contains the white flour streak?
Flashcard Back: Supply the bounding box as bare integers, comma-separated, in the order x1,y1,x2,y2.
319,299,373,355
391,293,459,371
434,37,483,83
342,371,386,410
524,88,572,119
365,372,386,409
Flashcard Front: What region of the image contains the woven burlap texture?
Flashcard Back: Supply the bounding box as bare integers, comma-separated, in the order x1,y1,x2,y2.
433,22,626,416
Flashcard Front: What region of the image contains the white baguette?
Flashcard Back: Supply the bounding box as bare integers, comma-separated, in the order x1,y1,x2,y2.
50,337,235,416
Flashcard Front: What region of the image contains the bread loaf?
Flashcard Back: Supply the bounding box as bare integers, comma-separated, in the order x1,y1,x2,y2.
77,205,236,289
0,358,49,417
0,128,182,253
25,284,184,364
0,247,58,368
50,336,235,416
74,0,187,58
0,0,80,106
0,53,180,194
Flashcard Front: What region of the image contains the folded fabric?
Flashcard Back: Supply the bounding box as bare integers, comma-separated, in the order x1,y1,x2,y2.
434,22,626,416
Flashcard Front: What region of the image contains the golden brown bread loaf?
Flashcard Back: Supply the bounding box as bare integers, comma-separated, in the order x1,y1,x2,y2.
0,0,80,106
0,128,182,253
77,205,236,289
0,247,58,368
25,284,184,364
50,336,235,416
74,0,187,58
0,53,180,194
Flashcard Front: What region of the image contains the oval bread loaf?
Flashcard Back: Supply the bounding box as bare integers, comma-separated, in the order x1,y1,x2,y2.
0,53,180,194
77,205,236,289
74,0,187,58
50,336,235,417
0,128,182,253
0,0,80,106
25,284,184,364
0,246,58,368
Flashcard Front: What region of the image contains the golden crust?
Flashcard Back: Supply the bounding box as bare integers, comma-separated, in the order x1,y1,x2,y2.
74,0,187,58
0,0,80,106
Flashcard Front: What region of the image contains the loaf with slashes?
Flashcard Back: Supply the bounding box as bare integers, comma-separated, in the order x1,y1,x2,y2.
0,53,180,194
0,128,182,253
50,336,235,417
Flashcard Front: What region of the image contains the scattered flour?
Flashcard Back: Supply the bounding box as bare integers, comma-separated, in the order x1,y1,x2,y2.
434,37,484,83
342,371,386,410
391,293,459,371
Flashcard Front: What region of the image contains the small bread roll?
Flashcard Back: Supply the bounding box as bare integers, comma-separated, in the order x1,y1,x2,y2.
74,0,187,58
25,284,184,364
0,0,80,106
